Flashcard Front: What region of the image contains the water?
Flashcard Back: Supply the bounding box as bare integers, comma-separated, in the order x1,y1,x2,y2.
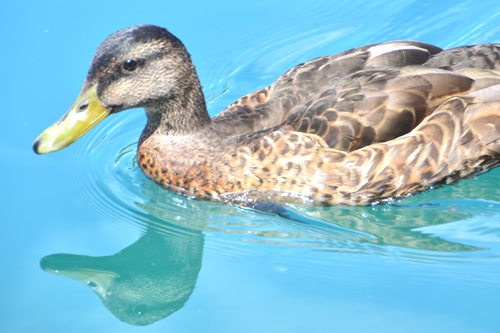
2,0,500,332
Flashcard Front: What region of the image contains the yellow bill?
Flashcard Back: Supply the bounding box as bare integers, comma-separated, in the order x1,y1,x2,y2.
33,84,109,154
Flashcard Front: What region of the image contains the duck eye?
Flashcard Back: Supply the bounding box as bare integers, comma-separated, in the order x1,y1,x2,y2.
123,59,138,71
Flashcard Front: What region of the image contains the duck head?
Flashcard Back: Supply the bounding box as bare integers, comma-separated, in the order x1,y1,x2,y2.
33,24,209,154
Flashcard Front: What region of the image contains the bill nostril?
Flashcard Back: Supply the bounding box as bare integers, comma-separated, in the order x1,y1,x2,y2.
78,102,88,112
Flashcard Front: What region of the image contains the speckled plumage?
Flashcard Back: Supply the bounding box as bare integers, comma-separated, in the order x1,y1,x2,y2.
37,25,500,205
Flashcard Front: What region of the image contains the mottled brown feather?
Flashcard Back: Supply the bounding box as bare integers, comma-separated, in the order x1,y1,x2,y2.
139,39,500,205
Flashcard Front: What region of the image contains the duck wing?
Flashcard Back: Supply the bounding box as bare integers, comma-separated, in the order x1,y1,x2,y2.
214,42,500,152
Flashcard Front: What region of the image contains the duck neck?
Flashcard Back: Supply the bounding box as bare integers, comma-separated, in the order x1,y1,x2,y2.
139,77,213,145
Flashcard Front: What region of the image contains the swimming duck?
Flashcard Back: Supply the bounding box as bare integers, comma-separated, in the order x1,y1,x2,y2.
33,25,500,205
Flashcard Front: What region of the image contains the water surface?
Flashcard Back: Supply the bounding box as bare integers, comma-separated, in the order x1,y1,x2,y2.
2,0,500,332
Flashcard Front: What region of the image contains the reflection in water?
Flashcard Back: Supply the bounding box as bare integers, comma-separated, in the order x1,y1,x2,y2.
40,185,491,326
278,202,482,253
41,227,204,326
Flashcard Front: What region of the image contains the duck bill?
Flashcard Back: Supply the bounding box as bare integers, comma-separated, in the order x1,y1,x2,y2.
33,84,110,154
41,254,118,299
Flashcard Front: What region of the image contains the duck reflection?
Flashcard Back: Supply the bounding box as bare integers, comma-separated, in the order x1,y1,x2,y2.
40,226,203,326
40,176,490,326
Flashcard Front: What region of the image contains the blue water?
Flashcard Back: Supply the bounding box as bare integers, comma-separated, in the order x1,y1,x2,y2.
2,0,500,332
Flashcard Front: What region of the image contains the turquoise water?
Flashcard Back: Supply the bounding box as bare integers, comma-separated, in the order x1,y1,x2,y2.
2,0,500,332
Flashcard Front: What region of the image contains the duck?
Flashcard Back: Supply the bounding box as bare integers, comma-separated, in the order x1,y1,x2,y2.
33,24,500,205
